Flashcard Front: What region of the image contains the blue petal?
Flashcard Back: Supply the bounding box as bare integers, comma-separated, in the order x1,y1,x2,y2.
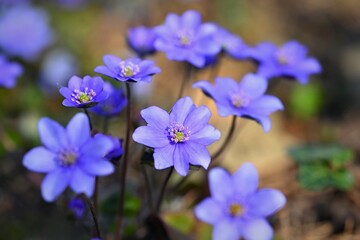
194,197,225,224
248,189,286,217
170,97,195,124
198,23,218,38
193,80,216,99
66,113,91,148
68,75,82,90
62,99,77,107
242,218,273,240
103,54,121,70
59,87,72,100
181,10,201,29
257,63,281,79
132,126,169,148
187,52,205,67
153,144,175,170
81,134,114,158
194,38,221,55
233,162,259,198
280,40,308,59
212,219,240,240
184,105,211,134
173,144,189,176
80,157,114,176
242,42,276,62
238,74,268,99
140,106,169,131
41,168,71,202
70,168,95,197
38,117,67,152
164,13,180,30
190,125,221,145
184,142,211,169
247,95,284,116
209,167,233,203
94,66,116,78
23,147,57,173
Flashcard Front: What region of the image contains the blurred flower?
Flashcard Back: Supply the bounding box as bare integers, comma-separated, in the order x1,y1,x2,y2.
132,97,221,176
213,26,247,60
68,197,86,218
154,10,221,67
23,113,115,202
89,82,127,117
40,49,79,90
0,54,23,88
193,74,284,132
94,55,160,83
195,163,286,240
0,6,53,60
0,0,29,6
127,26,157,57
243,41,322,84
57,0,88,9
59,75,108,108
95,134,123,161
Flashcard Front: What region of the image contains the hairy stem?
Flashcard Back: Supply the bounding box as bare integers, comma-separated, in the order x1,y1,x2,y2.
81,194,101,239
155,168,174,213
211,116,237,161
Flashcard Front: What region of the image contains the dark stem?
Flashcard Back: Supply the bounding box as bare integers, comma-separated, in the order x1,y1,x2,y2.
102,116,109,134
177,63,193,99
141,164,154,213
211,116,237,161
115,83,132,240
81,194,101,238
155,168,174,213
83,108,93,130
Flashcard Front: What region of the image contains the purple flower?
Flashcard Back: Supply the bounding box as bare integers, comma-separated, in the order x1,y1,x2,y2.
95,133,123,161
89,82,127,117
213,26,247,60
94,55,161,83
195,163,286,240
154,10,221,68
132,97,221,176
0,54,23,88
243,41,322,84
23,113,115,202
68,197,86,218
193,74,284,132
59,75,109,108
127,26,157,57
0,6,53,60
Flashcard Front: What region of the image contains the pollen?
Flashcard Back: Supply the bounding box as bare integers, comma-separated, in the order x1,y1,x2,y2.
58,151,78,166
71,88,96,104
167,123,191,143
119,61,140,78
229,203,244,217
230,91,250,108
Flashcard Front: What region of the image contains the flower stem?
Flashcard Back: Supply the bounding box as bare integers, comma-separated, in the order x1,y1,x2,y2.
155,168,174,213
81,194,101,239
115,83,132,240
177,63,193,99
141,164,154,213
83,108,93,130
211,116,237,161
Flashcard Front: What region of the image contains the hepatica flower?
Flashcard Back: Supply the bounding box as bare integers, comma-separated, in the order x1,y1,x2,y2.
89,82,127,117
132,97,220,176
127,26,157,57
154,10,221,68
68,197,86,218
244,41,322,84
95,133,123,161
23,113,115,202
0,54,23,88
193,74,284,132
0,6,53,60
59,75,108,108
94,55,160,83
213,26,247,60
195,163,286,240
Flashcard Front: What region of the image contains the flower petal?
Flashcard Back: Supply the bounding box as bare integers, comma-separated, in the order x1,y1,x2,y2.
164,13,180,30
81,134,114,158
181,10,201,29
80,157,114,176
94,65,116,78
132,126,169,148
212,219,240,240
103,54,121,70
38,117,67,152
238,74,268,99
242,218,273,240
173,144,189,176
70,168,95,197
233,162,259,198
209,167,233,203
248,189,286,217
153,144,175,170
194,197,225,224
140,106,169,131
66,113,91,148
23,147,57,173
247,95,284,116
41,168,70,202
190,125,221,145
170,97,195,124
68,75,82,90
184,142,211,169
184,105,211,134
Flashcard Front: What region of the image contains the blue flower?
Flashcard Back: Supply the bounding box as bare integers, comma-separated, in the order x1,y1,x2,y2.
193,74,284,132
127,26,157,57
59,75,109,108
244,41,322,84
68,197,86,218
0,6,53,60
213,26,247,60
95,133,123,161
0,54,23,88
154,10,221,68
89,82,127,117
94,55,161,83
23,113,115,202
132,97,221,176
195,163,286,240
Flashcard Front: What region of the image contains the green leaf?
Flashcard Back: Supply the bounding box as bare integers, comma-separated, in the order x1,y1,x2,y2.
331,170,354,191
163,212,195,234
298,164,330,191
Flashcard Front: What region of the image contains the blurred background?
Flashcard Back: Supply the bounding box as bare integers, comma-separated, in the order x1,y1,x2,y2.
0,0,360,239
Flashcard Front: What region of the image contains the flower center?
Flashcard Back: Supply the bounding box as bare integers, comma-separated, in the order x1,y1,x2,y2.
71,88,96,104
229,203,244,217
58,150,78,167
119,61,140,77
230,91,250,108
175,31,194,48
277,54,288,65
167,123,191,143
